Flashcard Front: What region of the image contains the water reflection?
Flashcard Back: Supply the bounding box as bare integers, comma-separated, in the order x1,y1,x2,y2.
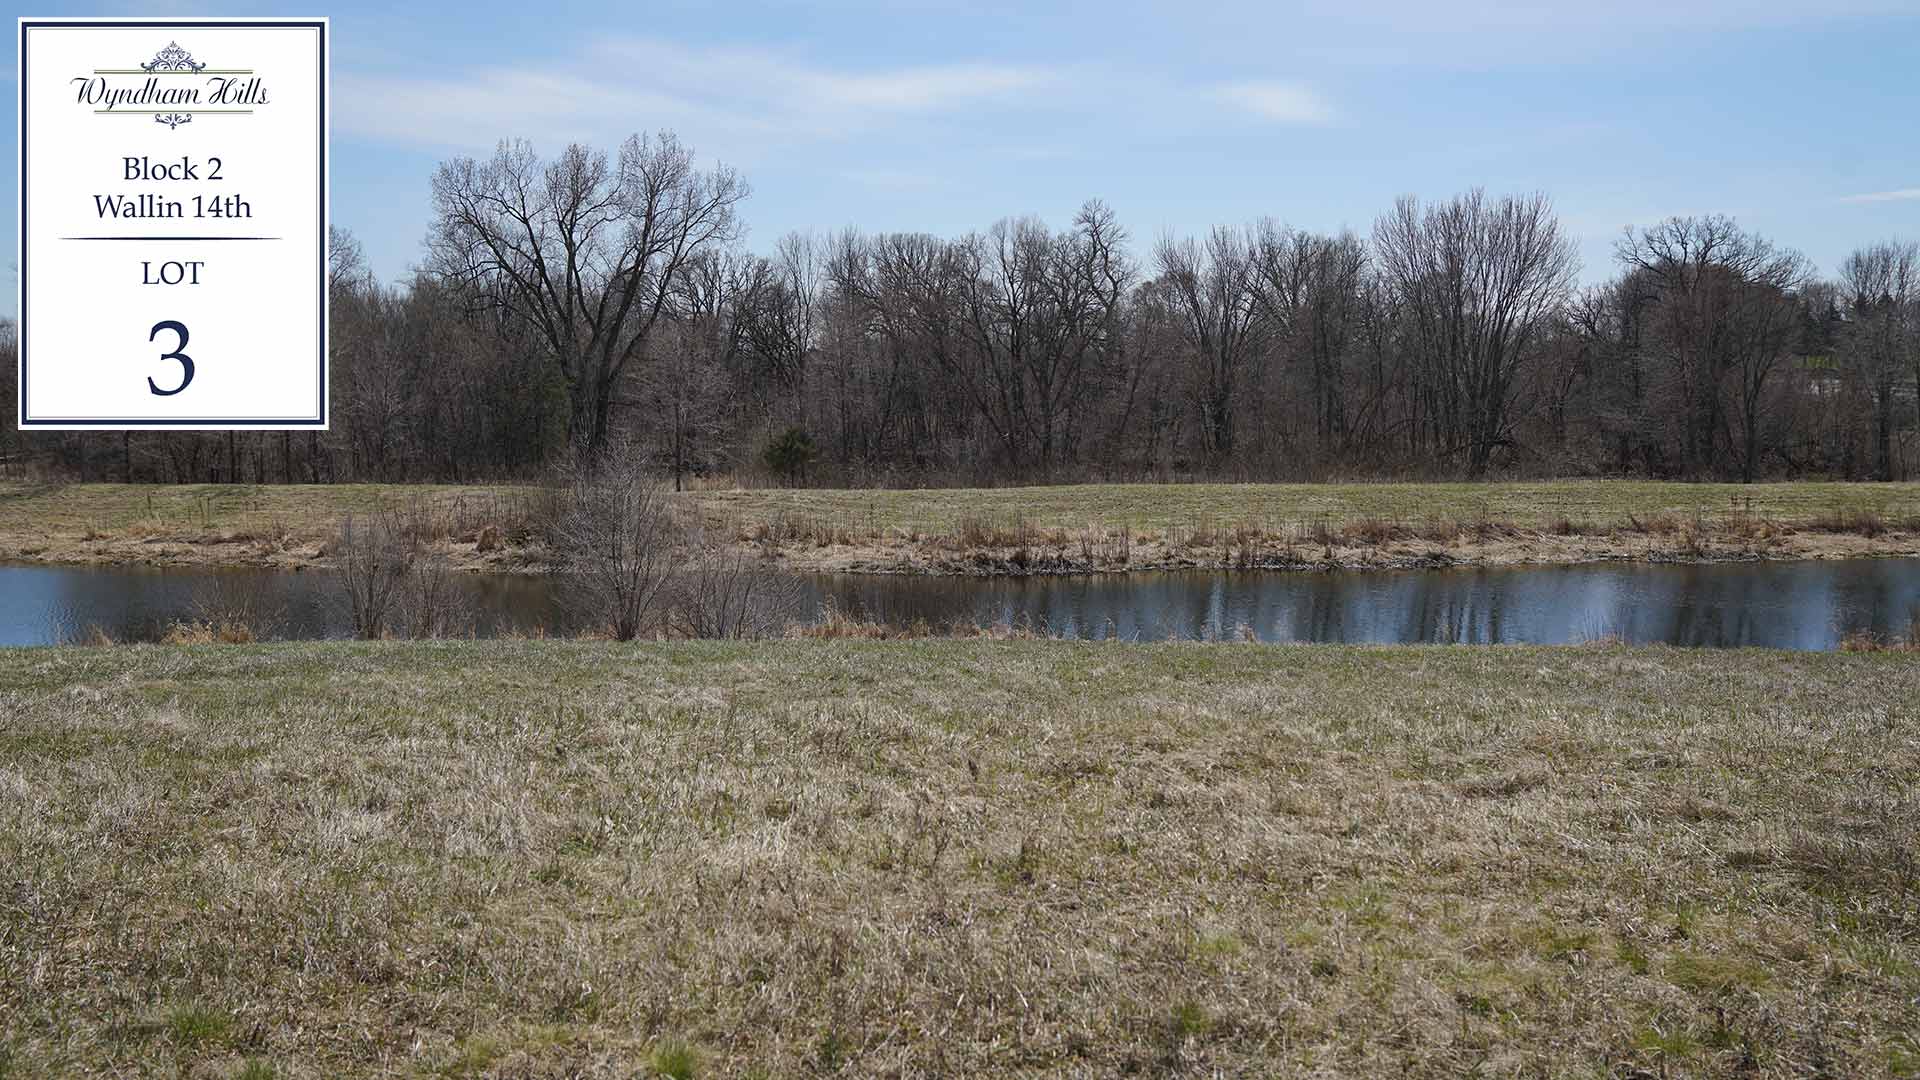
814,560,1920,650
1,558,1917,650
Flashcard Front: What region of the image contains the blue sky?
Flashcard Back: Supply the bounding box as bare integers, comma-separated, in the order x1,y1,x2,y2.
6,0,1919,314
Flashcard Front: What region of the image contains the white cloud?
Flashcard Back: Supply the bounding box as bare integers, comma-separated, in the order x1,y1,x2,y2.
335,69,740,150
1214,81,1335,125
334,38,1054,157
799,64,1044,112
1841,188,1920,204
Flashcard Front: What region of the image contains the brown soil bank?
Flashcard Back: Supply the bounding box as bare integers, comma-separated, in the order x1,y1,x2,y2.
3,479,1919,575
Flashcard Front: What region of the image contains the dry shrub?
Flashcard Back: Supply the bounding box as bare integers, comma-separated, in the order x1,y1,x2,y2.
552,441,679,642
752,512,862,548
335,509,418,640
1838,613,1920,652
1302,517,1339,548
1627,512,1683,536
1463,516,1522,542
395,551,474,639
160,620,255,645
189,574,286,640
784,603,1048,640
948,617,1049,640
331,502,485,639
952,515,1034,550
1545,515,1601,537
788,601,901,640
670,540,805,640
955,515,995,548
1807,509,1886,537
1342,517,1412,545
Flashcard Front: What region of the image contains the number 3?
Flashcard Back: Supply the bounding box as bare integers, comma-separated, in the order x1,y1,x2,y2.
148,320,194,396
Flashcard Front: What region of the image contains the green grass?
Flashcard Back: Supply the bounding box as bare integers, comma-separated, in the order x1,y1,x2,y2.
0,480,526,535
7,477,1919,545
1,639,1915,1076
688,479,1920,534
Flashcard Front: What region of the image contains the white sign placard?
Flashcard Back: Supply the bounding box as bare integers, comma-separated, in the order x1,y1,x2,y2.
17,18,328,429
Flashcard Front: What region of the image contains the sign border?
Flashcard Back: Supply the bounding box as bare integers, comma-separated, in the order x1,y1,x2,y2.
16,16,329,430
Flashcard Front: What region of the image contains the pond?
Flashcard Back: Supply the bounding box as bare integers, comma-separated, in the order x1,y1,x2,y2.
3,557,1919,650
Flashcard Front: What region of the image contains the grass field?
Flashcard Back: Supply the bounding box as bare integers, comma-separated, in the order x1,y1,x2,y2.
689,479,1920,536
0,482,545,571
0,481,532,546
3,479,1920,576
1,640,1915,1076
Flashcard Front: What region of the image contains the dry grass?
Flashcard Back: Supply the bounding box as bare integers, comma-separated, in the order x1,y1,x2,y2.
1840,613,1920,653
1,641,1915,1077
7,480,1920,577
694,481,1920,575
0,482,553,572
691,480,1920,537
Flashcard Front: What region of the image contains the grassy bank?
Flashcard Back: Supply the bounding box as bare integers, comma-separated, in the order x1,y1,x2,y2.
4,479,1920,574
691,479,1920,535
695,480,1920,574
1,641,1915,1076
0,482,544,573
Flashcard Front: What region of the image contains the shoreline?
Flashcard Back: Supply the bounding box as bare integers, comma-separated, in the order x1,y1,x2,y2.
3,525,1918,577
743,527,1920,577
3,479,1918,577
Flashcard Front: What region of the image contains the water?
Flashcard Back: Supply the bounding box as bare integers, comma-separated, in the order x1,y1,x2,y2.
3,558,1919,650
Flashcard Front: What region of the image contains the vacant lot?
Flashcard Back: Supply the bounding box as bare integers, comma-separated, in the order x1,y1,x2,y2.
1,641,1914,1077
4,480,1920,575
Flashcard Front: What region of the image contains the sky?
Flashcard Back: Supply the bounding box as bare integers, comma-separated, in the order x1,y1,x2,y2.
5,0,1919,316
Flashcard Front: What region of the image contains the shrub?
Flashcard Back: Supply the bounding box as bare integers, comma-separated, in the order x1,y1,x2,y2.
761,427,818,485
335,509,417,640
552,440,680,641
670,539,805,640
188,573,286,641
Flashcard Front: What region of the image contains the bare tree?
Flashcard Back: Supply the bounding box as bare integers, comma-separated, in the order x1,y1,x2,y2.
887,200,1131,472
428,133,747,451
739,231,824,428
1254,225,1369,452
1156,225,1268,462
26,181,1920,487
643,247,753,490
1839,240,1919,479
1617,216,1811,481
1374,191,1578,477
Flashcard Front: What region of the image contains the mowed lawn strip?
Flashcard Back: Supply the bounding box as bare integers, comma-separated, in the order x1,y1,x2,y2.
1,641,1914,1077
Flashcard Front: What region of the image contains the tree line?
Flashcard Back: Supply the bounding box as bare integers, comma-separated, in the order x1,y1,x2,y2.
3,130,1916,485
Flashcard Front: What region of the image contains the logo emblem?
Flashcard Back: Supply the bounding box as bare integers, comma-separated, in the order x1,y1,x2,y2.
141,42,205,127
